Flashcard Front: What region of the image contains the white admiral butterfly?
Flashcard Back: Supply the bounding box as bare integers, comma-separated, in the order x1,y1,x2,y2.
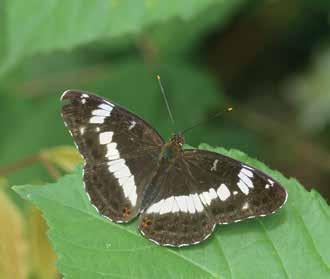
61,90,288,247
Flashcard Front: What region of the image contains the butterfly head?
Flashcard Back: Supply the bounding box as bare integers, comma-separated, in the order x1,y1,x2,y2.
170,133,184,146
160,133,184,162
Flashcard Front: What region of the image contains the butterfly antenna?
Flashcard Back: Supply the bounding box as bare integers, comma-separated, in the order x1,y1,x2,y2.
181,107,233,135
157,75,176,130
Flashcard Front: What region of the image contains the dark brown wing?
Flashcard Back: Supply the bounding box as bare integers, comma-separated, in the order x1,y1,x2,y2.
139,149,287,247
61,90,164,222
138,158,215,247
183,149,287,225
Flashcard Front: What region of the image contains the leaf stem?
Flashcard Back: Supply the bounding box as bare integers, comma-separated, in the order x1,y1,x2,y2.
0,155,40,176
0,152,60,180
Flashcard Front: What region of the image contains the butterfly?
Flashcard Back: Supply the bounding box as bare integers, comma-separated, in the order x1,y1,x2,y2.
61,90,288,247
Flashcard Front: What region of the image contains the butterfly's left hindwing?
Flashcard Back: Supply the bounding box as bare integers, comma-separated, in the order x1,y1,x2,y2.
138,158,216,247
61,90,164,222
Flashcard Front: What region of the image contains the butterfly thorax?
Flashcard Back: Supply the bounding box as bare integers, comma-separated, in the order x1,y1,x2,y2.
160,133,184,163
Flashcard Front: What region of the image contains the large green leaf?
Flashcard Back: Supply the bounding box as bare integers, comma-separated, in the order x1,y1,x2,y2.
1,0,245,77
13,144,330,278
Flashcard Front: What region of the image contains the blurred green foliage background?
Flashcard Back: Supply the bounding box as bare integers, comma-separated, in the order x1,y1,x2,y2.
0,1,329,278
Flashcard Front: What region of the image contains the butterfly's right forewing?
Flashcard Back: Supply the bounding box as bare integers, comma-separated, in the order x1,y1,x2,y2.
61,90,164,222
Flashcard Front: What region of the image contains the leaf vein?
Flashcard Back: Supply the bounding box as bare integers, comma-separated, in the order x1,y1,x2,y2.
32,192,220,278
291,202,330,271
257,219,290,279
213,234,233,279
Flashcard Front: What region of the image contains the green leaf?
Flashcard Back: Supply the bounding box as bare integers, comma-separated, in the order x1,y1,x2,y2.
1,0,244,77
13,144,330,279
147,0,246,56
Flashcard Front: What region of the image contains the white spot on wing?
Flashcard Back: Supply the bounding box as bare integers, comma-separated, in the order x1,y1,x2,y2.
89,116,105,124
99,131,113,144
217,184,231,201
92,109,110,117
172,197,180,213
192,194,204,212
238,168,254,189
118,176,130,187
123,176,135,196
243,164,253,170
82,99,87,104
128,120,136,130
237,180,249,195
114,165,130,179
186,195,196,214
242,202,249,210
175,196,188,213
200,191,212,206
107,153,120,160
106,143,119,158
108,159,125,172
268,179,275,186
242,168,253,177
147,199,164,214
208,188,218,200
211,159,219,171
265,184,270,189
128,190,137,206
80,127,85,135
160,197,173,215
98,103,114,111
199,193,207,205
108,158,125,166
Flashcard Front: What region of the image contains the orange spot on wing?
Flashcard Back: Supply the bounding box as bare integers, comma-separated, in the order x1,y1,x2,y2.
141,217,152,228
122,207,131,219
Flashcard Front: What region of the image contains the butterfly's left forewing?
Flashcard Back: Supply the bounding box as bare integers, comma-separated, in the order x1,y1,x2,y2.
183,149,288,224
61,90,164,222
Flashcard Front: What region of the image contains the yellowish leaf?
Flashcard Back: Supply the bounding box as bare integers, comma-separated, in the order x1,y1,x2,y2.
0,177,8,189
0,191,27,279
28,206,58,279
40,145,82,172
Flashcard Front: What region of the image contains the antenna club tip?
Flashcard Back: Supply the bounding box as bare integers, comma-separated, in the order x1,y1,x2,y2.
227,107,233,112
156,74,161,80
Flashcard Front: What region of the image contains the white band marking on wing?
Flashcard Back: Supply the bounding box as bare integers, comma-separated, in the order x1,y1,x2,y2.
101,130,137,206
99,131,113,144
